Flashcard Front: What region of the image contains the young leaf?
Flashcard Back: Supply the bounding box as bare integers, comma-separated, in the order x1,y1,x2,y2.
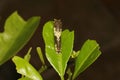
71,50,80,58
72,39,101,80
36,47,45,65
24,47,32,62
0,11,40,65
12,56,43,80
36,47,47,74
43,21,74,79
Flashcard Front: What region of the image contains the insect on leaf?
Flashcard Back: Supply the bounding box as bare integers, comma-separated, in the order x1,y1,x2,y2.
43,20,74,79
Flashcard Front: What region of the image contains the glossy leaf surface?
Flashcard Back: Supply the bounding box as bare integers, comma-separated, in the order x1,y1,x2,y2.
72,39,101,80
43,21,74,78
0,11,40,65
12,56,43,80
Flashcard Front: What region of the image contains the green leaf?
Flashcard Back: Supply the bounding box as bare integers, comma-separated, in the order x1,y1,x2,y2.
43,21,74,79
72,39,101,80
12,56,43,80
24,47,32,62
36,47,45,65
0,11,40,65
36,47,47,74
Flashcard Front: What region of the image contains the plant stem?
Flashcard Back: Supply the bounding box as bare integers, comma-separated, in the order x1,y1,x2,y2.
66,68,72,80
60,76,64,80
38,65,47,73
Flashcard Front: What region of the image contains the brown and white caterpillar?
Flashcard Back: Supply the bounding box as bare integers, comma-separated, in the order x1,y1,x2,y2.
54,19,62,53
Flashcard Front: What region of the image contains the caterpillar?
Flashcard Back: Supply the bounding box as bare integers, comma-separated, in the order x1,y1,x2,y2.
54,19,62,53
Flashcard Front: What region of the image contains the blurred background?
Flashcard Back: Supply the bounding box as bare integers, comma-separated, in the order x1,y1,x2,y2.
0,0,120,80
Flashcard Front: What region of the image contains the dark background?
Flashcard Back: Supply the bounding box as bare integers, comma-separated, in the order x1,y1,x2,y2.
0,0,120,80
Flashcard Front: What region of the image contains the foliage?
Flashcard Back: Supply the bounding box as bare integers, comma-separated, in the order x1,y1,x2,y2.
43,21,74,80
72,40,101,80
0,11,40,65
42,21,101,80
0,11,101,80
12,48,43,80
